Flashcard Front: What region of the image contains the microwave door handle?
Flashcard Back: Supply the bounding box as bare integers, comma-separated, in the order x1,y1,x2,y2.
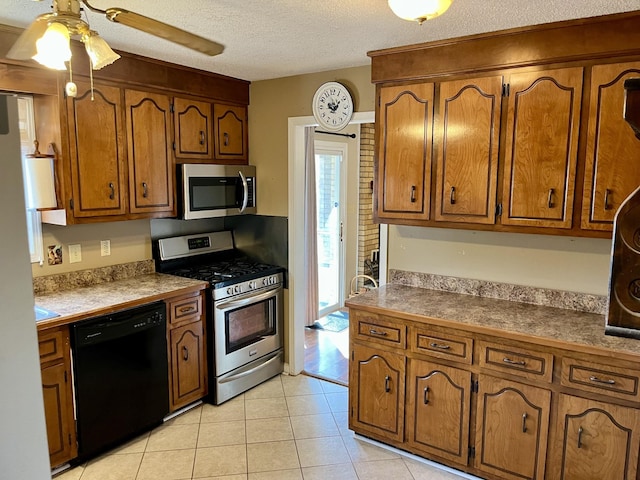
238,171,249,213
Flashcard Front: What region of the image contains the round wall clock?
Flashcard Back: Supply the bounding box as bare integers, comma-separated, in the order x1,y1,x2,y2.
312,81,354,132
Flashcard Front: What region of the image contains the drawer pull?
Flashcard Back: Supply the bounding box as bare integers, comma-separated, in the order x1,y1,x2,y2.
577,426,584,449
410,185,416,203
522,413,528,433
179,306,195,314
384,375,391,393
183,346,189,361
450,186,456,205
503,357,526,366
547,188,555,208
429,342,450,350
199,130,205,145
589,376,616,385
423,386,430,405
142,182,148,198
369,329,388,337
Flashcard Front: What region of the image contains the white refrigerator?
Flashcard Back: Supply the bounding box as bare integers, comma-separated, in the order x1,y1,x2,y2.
0,94,52,479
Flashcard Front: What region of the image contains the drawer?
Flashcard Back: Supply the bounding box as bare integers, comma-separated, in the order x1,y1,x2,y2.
478,340,553,383
352,310,406,349
561,357,640,402
168,294,203,326
411,327,473,364
38,328,66,363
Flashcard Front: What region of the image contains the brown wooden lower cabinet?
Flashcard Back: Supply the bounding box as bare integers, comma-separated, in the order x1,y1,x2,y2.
348,305,640,480
38,327,77,468
552,394,640,480
167,292,207,412
406,359,471,466
349,343,405,443
475,375,550,480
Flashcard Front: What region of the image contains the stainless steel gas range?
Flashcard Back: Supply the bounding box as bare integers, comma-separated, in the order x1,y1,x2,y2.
155,231,284,404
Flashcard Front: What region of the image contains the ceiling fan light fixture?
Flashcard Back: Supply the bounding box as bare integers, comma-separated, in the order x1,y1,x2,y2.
84,32,121,70
32,22,71,70
388,0,453,24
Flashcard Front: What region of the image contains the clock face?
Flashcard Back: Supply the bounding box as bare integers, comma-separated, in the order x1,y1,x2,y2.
312,82,354,132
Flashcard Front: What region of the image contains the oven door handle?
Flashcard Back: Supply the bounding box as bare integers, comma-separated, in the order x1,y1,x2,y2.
238,171,249,213
216,286,281,310
218,350,282,384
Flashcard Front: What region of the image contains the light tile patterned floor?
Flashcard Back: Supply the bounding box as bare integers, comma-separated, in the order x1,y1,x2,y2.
54,374,474,480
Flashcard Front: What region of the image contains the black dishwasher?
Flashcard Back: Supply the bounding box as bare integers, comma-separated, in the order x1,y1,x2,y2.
72,301,169,460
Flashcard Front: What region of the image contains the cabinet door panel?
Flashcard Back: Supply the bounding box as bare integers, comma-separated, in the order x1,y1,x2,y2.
174,97,212,159
41,362,74,467
476,375,550,480
582,62,640,231
67,82,127,217
502,68,583,228
434,76,502,224
376,83,434,221
214,104,248,162
555,394,640,480
349,343,405,442
170,321,207,410
406,359,471,465
125,89,174,214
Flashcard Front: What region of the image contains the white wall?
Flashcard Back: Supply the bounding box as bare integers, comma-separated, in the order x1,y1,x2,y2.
388,225,612,295
0,95,51,479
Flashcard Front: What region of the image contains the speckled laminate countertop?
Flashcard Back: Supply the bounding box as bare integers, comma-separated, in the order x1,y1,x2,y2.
35,273,207,330
346,284,640,361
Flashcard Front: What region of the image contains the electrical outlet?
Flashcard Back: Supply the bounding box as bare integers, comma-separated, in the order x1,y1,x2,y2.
100,240,111,256
68,244,82,263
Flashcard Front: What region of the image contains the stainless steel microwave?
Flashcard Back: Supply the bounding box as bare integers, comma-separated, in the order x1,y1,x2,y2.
178,164,256,219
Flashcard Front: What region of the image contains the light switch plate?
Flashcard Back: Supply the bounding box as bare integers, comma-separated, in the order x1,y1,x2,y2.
100,240,111,256
69,244,82,263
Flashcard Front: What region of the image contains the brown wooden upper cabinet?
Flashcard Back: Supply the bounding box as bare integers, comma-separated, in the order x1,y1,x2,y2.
434,76,503,224
66,81,128,218
124,89,174,215
213,103,248,163
501,67,583,229
581,61,640,231
173,97,213,161
376,83,434,222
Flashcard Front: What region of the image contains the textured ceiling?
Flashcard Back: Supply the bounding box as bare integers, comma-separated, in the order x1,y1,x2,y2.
0,0,639,81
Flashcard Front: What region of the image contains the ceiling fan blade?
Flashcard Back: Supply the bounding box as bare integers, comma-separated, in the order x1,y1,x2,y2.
104,8,224,56
6,14,53,60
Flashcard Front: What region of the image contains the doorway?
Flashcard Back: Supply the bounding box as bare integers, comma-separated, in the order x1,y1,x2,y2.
289,114,387,385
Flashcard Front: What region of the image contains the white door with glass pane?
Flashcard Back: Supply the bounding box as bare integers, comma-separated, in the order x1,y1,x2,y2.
315,141,347,318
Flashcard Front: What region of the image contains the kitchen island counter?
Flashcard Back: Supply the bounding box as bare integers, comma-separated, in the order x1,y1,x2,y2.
35,273,207,330
346,283,640,361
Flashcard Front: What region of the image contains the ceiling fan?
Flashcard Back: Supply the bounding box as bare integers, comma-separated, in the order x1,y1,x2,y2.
7,0,224,68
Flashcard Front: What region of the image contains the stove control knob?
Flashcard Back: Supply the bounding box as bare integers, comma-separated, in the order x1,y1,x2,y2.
262,278,268,287
226,287,233,295
234,285,242,294
248,281,256,289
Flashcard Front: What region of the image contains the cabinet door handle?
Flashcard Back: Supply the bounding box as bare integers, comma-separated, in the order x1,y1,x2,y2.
223,132,229,146
589,376,616,385
423,386,430,405
429,342,450,350
199,130,205,145
182,346,189,361
142,182,148,198
522,413,528,433
384,375,391,393
410,185,416,203
369,329,388,337
577,426,583,449
450,186,456,205
604,188,612,211
179,306,195,314
108,182,115,200
547,188,555,208
503,357,526,366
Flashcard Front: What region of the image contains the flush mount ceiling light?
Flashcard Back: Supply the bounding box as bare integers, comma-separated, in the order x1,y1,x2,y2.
7,0,224,73
388,0,453,25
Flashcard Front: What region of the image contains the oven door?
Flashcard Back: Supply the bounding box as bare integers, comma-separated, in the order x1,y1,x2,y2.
214,284,283,375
